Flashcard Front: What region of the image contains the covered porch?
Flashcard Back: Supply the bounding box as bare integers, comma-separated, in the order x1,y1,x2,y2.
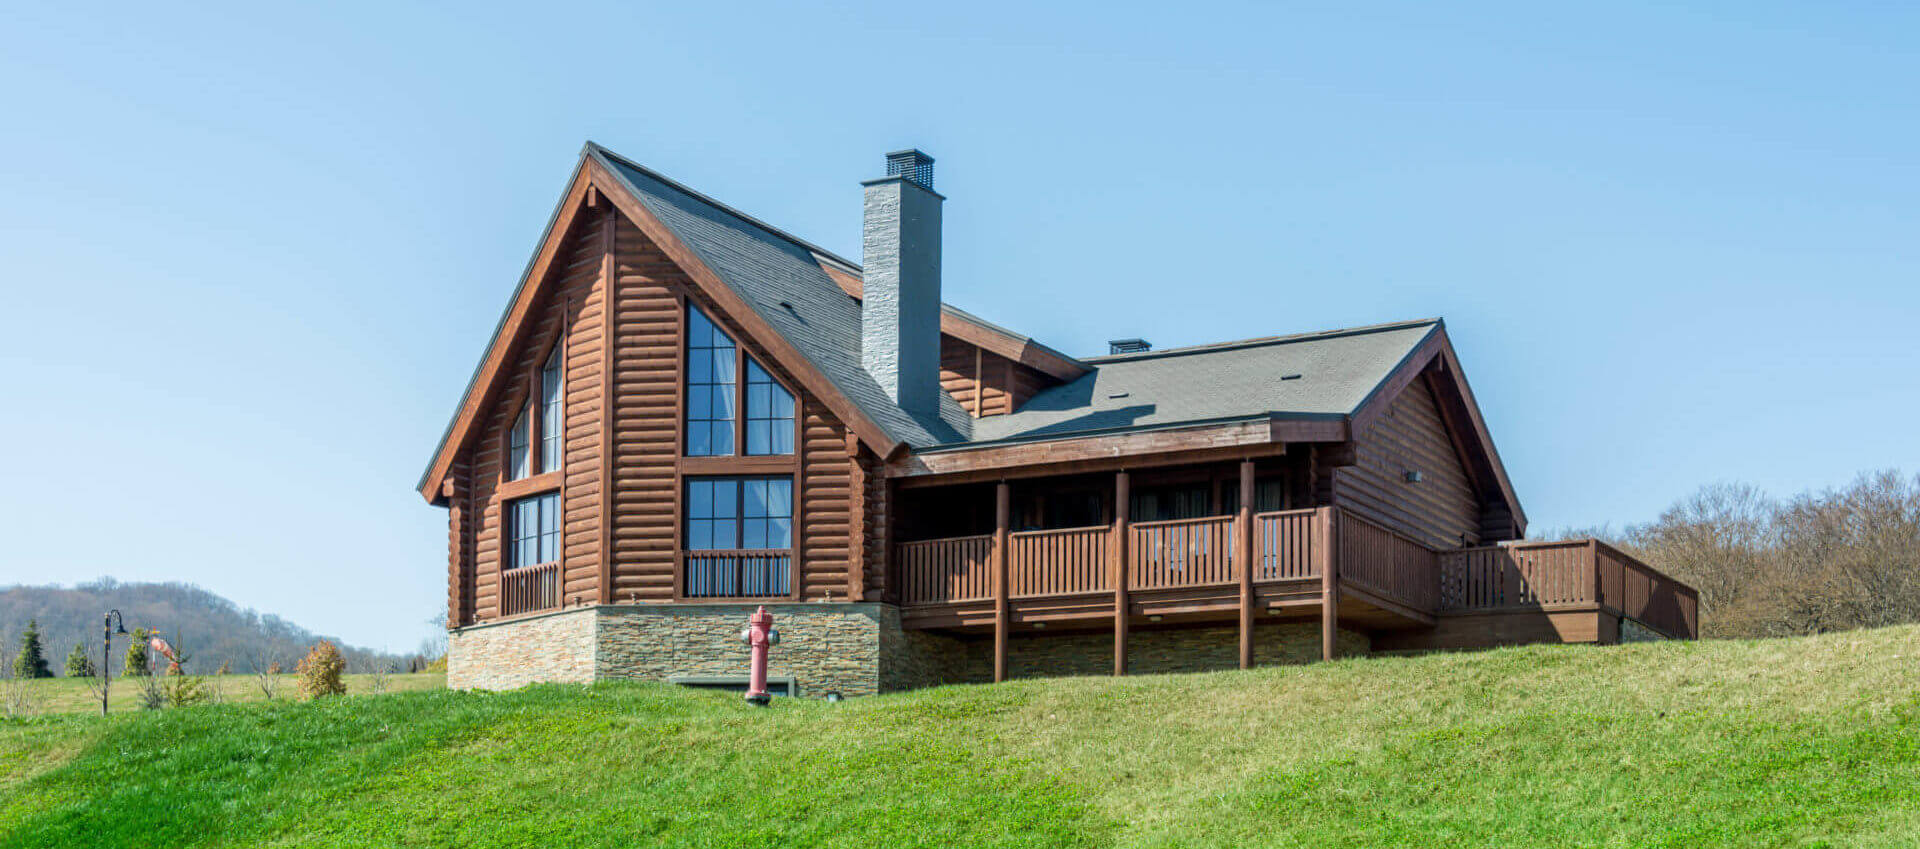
889,457,1696,680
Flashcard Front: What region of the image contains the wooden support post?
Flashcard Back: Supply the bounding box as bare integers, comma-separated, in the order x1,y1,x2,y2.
1238,459,1256,669
993,481,1011,683
1319,505,1340,661
1112,470,1130,676
847,434,867,603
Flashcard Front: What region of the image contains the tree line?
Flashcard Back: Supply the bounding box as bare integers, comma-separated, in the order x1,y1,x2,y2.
1550,469,1920,639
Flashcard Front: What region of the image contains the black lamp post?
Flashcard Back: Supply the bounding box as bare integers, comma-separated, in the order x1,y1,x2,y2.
101,610,128,717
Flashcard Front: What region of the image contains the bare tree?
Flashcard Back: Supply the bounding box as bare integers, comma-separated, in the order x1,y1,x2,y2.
248,645,283,701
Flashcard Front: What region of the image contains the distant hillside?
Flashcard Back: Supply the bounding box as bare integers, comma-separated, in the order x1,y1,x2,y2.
0,579,419,676
2,627,1917,847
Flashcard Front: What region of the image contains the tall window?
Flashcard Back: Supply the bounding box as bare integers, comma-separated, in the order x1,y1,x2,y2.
744,360,795,455
684,304,794,457
686,307,737,456
507,409,531,480
685,477,792,598
507,492,560,569
686,477,793,551
540,343,564,471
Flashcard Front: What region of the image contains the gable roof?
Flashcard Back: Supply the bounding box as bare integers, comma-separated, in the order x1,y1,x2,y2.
960,319,1442,446
420,144,1522,531
589,146,974,450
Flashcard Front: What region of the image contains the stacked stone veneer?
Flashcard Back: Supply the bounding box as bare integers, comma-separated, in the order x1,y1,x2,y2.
1619,617,1670,643
449,605,1371,695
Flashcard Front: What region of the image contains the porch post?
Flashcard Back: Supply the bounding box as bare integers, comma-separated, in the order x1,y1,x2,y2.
1112,470,1130,676
1318,505,1340,661
993,480,1011,683
1238,459,1255,669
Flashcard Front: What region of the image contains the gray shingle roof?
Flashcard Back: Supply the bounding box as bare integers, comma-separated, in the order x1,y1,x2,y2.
591,143,1438,454
954,320,1441,448
592,145,972,448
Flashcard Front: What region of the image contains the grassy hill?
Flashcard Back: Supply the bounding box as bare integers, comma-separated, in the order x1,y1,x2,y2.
2,627,1917,848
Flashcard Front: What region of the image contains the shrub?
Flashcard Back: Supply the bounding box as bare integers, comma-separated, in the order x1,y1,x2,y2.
163,674,209,708
12,619,52,679
296,641,346,699
124,628,151,677
65,643,95,678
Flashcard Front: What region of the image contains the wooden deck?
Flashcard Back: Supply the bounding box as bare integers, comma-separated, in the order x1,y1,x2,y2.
893,505,1697,671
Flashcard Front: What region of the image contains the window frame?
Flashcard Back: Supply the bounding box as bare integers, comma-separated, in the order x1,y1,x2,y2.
504,490,562,571
502,333,568,484
681,302,799,459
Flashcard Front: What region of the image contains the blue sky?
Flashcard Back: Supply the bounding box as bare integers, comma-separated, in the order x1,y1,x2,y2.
2,2,1915,651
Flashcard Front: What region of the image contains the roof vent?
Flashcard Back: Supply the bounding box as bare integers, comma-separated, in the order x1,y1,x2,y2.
885,149,934,190
1108,338,1151,355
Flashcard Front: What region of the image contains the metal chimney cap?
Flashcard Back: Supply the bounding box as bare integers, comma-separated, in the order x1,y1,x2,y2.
885,149,935,190
1108,338,1151,355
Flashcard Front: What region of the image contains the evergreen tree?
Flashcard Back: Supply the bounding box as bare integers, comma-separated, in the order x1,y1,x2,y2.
124,628,151,677
12,619,52,679
64,643,96,678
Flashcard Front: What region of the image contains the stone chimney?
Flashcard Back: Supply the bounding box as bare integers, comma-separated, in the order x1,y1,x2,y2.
861,149,944,417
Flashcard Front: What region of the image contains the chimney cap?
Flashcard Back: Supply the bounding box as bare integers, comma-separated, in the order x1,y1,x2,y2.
885,149,935,190
1108,338,1151,355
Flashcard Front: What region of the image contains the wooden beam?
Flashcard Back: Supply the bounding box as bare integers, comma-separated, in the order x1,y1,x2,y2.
1319,505,1340,661
993,481,1011,683
598,209,617,604
891,421,1287,483
847,433,867,602
1112,470,1130,676
1238,458,1255,669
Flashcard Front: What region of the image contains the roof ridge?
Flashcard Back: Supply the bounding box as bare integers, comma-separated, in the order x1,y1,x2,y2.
586,142,864,271
1082,318,1443,363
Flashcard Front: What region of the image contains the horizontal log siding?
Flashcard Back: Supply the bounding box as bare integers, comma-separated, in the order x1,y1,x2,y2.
800,401,855,600
607,216,682,601
1334,377,1482,550
560,214,609,605
465,212,609,620
937,335,1057,417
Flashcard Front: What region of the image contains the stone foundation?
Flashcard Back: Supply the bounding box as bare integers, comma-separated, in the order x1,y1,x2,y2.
449,605,1371,696
446,606,597,690
1619,617,1669,643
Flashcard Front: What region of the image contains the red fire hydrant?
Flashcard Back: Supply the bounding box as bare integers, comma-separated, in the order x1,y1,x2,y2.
740,605,779,705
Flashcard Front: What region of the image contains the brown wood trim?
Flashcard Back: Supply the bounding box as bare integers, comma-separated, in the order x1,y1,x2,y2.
846,433,866,602
993,481,1011,683
598,209,617,604
1112,470,1129,676
791,403,806,602
588,157,902,458
1237,459,1255,669
1318,505,1339,661
891,421,1286,482
495,471,563,501
420,166,594,502
671,289,688,602
676,456,799,475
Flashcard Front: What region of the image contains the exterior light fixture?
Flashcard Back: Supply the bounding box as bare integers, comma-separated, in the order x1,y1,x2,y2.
1148,615,1163,623
1404,470,1424,483
100,609,129,716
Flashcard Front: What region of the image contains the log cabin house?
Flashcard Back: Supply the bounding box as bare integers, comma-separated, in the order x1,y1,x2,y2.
420,144,1698,696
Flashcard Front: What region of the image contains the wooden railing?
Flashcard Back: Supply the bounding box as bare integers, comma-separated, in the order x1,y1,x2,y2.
898,534,994,604
683,550,791,598
1594,542,1699,639
501,562,560,616
1253,509,1319,580
1010,526,1111,597
1438,540,1592,610
1131,515,1236,590
1336,512,1438,613
1440,540,1698,638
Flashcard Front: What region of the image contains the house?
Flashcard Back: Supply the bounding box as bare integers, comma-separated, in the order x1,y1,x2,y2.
419,144,1698,696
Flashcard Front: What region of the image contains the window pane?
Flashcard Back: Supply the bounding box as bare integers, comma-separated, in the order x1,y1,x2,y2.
769,426,793,456
711,480,738,518
766,517,792,549
764,479,792,517
508,409,531,480
744,357,795,456
743,520,766,550
685,305,738,457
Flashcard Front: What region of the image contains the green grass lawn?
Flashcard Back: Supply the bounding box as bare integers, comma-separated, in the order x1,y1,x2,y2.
10,672,446,716
2,628,1917,847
